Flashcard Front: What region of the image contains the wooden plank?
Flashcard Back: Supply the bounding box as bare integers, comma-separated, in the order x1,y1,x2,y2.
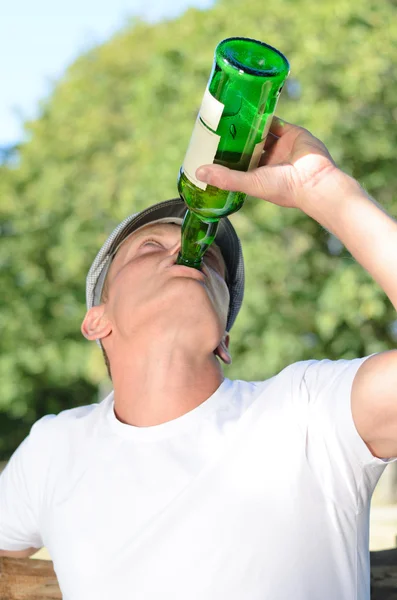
0,557,61,600
0,550,396,599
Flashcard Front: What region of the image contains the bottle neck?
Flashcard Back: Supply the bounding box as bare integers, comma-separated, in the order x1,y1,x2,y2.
176,209,219,269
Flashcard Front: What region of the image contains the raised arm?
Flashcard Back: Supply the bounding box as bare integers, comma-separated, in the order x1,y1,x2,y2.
197,118,397,459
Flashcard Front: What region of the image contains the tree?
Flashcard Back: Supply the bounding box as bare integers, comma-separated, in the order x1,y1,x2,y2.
1,1,396,458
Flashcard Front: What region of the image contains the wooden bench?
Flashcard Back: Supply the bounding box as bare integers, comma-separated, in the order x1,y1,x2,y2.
1,550,397,599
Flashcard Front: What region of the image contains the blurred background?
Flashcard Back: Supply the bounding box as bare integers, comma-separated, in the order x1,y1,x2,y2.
1,0,397,559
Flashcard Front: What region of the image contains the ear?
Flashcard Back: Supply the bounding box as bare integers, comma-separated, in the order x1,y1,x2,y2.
214,332,232,365
81,305,112,341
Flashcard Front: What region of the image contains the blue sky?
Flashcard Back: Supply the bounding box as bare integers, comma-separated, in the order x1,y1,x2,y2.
0,0,214,147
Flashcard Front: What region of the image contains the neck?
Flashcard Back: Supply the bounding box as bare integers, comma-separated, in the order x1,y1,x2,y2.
108,340,225,427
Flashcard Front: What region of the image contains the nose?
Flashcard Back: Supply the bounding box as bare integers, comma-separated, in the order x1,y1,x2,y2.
168,240,181,256
166,236,207,272
166,240,182,265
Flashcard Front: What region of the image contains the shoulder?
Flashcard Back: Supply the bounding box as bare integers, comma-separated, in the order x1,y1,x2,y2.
228,361,317,411
236,360,318,393
233,356,370,404
26,400,105,453
31,402,100,432
289,356,372,399
9,399,110,488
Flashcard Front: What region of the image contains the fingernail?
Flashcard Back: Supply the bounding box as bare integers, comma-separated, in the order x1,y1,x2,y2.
196,167,210,182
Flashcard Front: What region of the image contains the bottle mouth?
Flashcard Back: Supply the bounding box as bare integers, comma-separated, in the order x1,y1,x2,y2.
217,37,290,78
176,252,203,270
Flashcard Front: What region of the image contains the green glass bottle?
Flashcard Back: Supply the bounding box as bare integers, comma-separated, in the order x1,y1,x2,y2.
177,37,290,269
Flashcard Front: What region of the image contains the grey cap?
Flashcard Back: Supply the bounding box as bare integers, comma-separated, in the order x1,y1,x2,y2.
86,198,245,342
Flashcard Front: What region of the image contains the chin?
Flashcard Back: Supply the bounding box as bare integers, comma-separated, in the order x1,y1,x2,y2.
137,280,227,337
165,303,224,342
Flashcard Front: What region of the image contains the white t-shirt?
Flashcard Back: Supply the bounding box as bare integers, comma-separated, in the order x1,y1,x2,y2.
1,357,395,600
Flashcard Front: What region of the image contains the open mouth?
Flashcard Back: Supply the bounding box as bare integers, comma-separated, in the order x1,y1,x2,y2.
170,264,207,283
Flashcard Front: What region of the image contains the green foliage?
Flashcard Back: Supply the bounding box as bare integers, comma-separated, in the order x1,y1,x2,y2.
1,1,396,457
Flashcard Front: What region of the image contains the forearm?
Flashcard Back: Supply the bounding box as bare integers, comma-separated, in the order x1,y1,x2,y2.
301,169,397,311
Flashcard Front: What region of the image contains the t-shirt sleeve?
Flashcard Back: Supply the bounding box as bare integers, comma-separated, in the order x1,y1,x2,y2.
292,356,397,510
0,415,55,551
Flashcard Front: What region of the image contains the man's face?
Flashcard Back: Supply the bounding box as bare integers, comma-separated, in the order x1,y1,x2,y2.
100,222,230,354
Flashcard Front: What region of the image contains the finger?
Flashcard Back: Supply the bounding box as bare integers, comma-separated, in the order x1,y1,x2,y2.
269,116,296,137
263,131,279,152
195,163,276,199
257,134,278,168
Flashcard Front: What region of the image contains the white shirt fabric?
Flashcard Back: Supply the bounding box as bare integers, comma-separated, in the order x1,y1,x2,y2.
1,356,395,600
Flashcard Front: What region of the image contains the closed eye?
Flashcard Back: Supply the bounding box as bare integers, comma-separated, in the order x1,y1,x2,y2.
139,238,165,249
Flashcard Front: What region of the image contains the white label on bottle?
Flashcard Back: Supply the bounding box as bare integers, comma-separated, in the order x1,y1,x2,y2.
248,139,265,171
261,114,274,141
199,87,224,131
248,114,274,171
182,117,221,190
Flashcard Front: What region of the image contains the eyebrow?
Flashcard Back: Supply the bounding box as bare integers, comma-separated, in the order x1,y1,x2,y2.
133,225,179,241
116,225,179,257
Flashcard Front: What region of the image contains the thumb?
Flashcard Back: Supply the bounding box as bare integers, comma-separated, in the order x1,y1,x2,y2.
196,164,277,200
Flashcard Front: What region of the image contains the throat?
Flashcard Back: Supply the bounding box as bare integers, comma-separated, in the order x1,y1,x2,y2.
111,351,224,428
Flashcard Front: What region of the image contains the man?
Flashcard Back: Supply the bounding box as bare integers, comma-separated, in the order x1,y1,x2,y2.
1,117,397,600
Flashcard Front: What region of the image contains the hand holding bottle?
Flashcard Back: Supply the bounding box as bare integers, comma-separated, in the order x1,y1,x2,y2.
196,117,340,211
177,37,290,269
